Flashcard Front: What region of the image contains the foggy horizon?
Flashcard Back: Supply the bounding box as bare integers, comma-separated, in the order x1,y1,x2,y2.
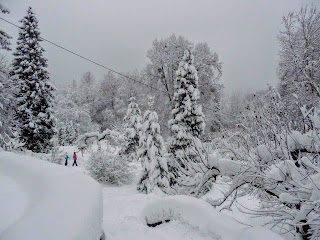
2,0,319,94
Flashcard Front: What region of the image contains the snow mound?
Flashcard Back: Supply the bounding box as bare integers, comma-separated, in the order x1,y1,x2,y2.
0,151,103,240
142,195,284,240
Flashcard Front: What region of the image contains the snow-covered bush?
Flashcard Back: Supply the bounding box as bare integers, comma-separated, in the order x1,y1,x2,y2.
137,110,170,193
204,89,320,240
46,141,64,165
87,150,134,186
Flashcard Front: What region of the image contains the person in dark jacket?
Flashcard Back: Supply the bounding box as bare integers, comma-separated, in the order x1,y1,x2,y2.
72,152,78,166
65,153,69,166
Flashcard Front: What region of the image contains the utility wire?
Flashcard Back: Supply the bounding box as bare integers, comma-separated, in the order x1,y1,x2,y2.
0,17,231,116
0,17,165,93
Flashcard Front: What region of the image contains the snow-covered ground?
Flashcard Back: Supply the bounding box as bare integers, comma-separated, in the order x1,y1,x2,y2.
102,184,222,240
0,173,28,234
101,183,284,240
0,151,103,240
0,147,285,240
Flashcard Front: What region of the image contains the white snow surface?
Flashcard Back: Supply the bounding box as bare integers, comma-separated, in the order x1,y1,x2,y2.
102,185,223,240
0,151,103,240
142,195,284,240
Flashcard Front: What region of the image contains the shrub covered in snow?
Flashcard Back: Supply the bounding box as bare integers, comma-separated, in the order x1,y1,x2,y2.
87,150,134,186
205,89,320,240
46,141,64,165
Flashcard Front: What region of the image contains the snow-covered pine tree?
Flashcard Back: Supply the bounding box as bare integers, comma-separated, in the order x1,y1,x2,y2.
58,127,65,146
65,120,78,145
64,119,71,144
168,49,205,183
57,120,78,146
11,7,56,153
120,97,142,159
137,110,170,193
0,60,14,150
0,3,11,50
0,4,14,150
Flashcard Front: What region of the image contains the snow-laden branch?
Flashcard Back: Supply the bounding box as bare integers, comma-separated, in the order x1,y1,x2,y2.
75,128,124,150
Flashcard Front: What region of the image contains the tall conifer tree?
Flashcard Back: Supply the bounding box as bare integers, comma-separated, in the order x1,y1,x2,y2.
168,49,205,184
11,7,56,152
120,97,142,159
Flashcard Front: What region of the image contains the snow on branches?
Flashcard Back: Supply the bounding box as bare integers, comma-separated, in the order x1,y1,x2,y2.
76,128,124,154
87,150,134,186
137,110,170,193
11,7,56,153
167,49,207,194
0,3,11,51
0,60,17,150
205,90,320,240
120,97,142,159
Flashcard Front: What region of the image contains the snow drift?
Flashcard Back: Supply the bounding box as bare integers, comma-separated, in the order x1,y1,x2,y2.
142,195,284,240
0,151,103,240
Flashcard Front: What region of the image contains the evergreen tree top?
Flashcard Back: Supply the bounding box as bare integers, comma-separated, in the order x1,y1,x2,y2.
129,96,136,102
11,6,49,82
18,7,41,40
176,49,199,84
126,97,141,117
182,49,194,64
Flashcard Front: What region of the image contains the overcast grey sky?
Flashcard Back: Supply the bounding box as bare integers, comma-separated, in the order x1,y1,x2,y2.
1,0,319,94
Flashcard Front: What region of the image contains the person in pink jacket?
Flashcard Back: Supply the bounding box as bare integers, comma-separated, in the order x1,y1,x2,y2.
72,152,78,166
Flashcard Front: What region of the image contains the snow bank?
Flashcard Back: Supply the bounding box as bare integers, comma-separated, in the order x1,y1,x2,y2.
142,195,284,240
0,151,103,240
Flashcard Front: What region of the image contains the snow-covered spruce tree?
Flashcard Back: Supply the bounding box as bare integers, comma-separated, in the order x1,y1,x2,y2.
168,49,205,189
57,120,78,146
57,127,65,146
137,110,170,193
0,4,14,150
0,3,11,50
120,97,142,160
11,7,56,153
0,59,15,150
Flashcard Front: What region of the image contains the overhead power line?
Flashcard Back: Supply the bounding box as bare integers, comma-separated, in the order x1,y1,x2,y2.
0,17,225,115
